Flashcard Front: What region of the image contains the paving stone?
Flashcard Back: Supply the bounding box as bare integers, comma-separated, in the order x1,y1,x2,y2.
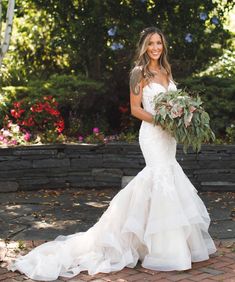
209,220,235,240
12,276,26,281
167,273,192,281
0,241,7,261
0,272,18,280
188,273,214,281
199,267,224,275
0,267,8,274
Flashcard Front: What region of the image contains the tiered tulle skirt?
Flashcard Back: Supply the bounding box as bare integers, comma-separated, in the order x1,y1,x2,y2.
9,160,216,281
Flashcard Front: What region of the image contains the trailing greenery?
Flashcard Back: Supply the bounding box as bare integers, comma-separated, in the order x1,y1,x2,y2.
153,89,215,152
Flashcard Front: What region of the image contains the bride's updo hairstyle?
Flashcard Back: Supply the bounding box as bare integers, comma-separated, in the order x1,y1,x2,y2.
130,27,173,85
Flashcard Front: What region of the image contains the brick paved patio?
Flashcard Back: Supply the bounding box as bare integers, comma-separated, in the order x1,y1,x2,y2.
0,239,234,282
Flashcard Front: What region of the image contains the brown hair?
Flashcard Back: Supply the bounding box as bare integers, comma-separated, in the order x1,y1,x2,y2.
131,27,173,84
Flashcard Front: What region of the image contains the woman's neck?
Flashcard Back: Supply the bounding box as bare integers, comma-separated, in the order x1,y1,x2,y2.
149,61,161,72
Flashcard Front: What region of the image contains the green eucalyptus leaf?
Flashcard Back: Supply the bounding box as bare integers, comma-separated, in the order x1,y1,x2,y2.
153,89,215,153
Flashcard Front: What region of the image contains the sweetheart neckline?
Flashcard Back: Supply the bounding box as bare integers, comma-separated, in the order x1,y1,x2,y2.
143,81,172,91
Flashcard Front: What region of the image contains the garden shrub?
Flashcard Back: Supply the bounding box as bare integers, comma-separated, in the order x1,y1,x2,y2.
1,74,235,144
197,49,235,79
0,74,111,138
179,76,235,141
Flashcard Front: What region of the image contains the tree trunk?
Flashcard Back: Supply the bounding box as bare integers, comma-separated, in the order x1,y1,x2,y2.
0,0,15,68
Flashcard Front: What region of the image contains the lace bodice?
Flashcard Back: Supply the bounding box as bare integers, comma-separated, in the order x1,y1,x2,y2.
142,81,177,115
139,80,178,166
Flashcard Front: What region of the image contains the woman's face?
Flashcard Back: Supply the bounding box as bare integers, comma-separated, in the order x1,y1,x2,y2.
146,33,163,62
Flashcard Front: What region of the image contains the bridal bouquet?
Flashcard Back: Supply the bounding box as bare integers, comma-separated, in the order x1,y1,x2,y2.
153,89,215,152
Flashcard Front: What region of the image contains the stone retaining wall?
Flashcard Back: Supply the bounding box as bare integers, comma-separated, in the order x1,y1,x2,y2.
0,143,234,192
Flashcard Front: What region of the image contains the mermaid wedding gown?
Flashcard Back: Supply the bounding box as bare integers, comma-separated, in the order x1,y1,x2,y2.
9,81,216,281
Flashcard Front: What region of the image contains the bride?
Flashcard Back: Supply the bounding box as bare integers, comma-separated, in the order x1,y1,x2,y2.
9,27,216,281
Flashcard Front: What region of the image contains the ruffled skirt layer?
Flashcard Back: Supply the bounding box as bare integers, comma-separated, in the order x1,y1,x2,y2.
9,161,216,281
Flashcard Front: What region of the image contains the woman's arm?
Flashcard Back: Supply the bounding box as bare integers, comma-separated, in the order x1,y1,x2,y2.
129,68,154,124
130,88,154,123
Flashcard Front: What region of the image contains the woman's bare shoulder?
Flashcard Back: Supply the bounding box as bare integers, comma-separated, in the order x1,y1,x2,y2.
130,66,144,95
130,66,143,78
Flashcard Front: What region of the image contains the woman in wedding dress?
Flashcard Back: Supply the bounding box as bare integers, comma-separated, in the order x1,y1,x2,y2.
9,27,216,281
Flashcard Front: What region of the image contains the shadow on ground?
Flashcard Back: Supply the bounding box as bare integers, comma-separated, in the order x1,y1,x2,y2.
0,188,234,241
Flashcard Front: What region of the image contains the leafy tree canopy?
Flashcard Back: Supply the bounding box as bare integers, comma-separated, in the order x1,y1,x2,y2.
1,0,234,85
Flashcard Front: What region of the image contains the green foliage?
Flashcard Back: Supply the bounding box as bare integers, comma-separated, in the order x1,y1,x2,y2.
179,76,235,140
153,89,215,152
84,131,105,144
0,74,111,136
1,6,70,85
1,1,234,145
117,132,138,143
197,49,235,78
1,0,234,85
225,124,235,143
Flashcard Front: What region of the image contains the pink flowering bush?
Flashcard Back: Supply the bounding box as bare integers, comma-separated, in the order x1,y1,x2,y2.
0,120,31,146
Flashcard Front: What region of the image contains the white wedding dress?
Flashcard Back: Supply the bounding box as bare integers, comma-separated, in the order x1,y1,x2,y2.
9,81,216,281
